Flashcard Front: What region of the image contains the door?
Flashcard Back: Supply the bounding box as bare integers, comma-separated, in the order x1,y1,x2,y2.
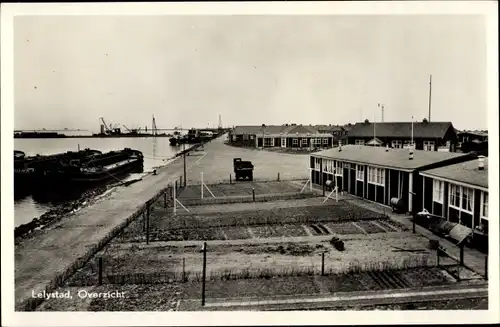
281,137,286,148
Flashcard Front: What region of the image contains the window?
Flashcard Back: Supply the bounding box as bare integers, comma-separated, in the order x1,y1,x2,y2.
449,184,474,213
449,184,461,208
367,167,385,186
433,180,444,203
292,138,298,145
264,137,273,147
403,141,412,149
314,157,321,170
301,138,308,146
356,165,364,181
423,141,435,151
334,161,343,175
250,135,254,140
481,192,488,218
355,139,365,145
232,135,236,141
461,186,474,213
323,138,328,145
392,140,403,148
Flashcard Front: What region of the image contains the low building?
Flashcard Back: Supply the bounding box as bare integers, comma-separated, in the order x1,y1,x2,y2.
310,145,475,214
344,121,458,152
229,124,335,149
420,156,488,234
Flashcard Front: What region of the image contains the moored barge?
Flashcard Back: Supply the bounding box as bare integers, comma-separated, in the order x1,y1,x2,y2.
35,148,144,188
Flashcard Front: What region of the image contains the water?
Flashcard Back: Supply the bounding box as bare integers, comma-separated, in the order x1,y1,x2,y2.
14,137,184,227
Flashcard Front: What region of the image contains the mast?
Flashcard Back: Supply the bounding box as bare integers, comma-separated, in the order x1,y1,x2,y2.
428,75,432,122
411,116,414,147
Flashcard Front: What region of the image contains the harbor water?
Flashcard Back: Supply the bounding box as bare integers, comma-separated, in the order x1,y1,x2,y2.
14,136,184,227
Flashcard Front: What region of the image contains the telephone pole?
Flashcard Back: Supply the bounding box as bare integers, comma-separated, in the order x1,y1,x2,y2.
428,75,432,122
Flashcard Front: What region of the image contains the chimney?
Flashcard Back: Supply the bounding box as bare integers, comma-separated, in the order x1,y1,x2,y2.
478,155,485,170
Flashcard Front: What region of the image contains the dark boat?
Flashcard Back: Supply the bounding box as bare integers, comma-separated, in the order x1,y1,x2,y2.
36,148,144,188
15,149,103,198
14,151,35,198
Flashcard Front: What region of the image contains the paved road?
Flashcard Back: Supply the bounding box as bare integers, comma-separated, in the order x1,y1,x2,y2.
14,135,310,310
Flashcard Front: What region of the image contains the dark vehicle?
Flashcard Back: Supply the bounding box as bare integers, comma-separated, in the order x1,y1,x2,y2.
233,158,254,181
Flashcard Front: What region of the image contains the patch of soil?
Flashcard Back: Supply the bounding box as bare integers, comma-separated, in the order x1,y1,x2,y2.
401,267,456,287
354,221,387,234
184,276,322,299
325,222,364,235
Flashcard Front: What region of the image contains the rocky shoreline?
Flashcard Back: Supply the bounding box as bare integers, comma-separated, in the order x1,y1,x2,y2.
14,186,112,241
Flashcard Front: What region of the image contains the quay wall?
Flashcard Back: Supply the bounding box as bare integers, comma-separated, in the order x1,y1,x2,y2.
14,135,310,311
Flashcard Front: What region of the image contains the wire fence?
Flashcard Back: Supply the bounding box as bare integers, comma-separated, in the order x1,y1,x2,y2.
67,254,434,287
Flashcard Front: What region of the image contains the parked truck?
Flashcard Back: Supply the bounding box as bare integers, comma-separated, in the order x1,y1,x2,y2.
233,158,254,181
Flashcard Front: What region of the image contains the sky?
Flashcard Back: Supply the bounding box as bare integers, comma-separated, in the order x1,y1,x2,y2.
13,15,488,132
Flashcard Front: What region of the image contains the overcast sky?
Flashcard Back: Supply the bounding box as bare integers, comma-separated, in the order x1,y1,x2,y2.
14,15,487,132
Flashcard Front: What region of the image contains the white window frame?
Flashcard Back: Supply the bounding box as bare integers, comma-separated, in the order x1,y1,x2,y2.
423,141,435,151
264,137,273,147
355,139,365,145
481,191,488,220
433,180,444,204
392,140,403,148
461,186,474,213
367,166,385,186
356,165,364,181
292,138,298,145
323,138,328,145
334,161,343,176
250,135,254,140
301,138,308,146
281,137,286,148
403,140,412,149
448,183,474,214
314,157,321,171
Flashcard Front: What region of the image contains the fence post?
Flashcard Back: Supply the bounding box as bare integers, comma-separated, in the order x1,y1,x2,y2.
459,244,464,266
252,188,255,202
436,248,440,267
175,180,178,193
146,202,150,245
142,211,146,232
321,252,325,276
485,255,488,280
98,257,103,286
183,258,186,282
229,174,232,184
201,242,207,306
277,172,280,181
179,175,183,188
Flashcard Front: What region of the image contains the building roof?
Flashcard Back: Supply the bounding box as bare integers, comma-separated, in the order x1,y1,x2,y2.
420,158,488,189
312,145,470,171
457,130,488,137
232,125,330,136
347,121,455,139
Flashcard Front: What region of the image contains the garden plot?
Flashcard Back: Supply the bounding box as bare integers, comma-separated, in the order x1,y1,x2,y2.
324,222,365,235
69,234,437,288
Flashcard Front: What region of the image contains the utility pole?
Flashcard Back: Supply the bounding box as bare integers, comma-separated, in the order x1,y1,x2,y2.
183,142,187,187
201,242,207,306
428,75,432,122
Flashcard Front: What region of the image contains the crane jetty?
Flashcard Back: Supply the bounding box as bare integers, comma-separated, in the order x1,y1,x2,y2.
14,116,230,139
